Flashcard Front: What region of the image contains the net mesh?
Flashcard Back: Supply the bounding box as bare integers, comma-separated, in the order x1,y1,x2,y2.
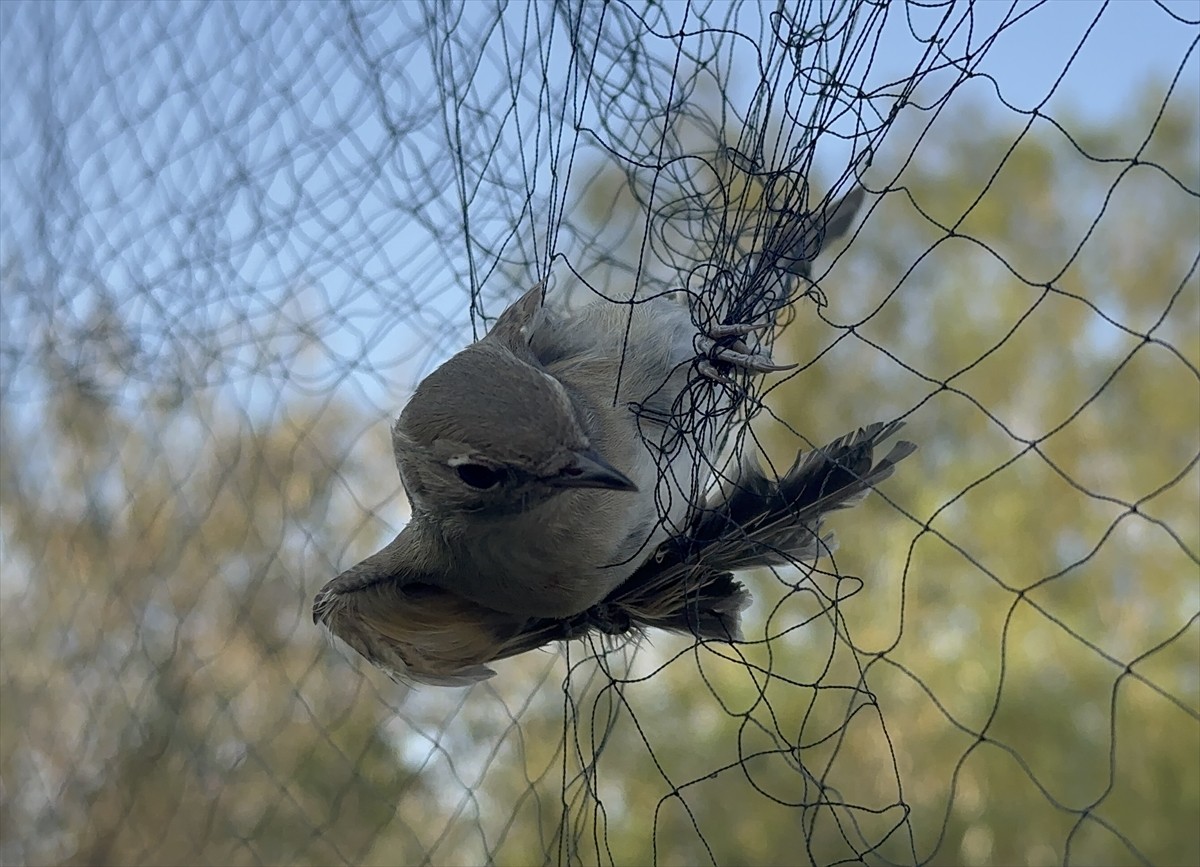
1,1,1197,865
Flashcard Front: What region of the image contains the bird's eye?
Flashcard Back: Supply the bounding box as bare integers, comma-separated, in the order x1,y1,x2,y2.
455,464,502,490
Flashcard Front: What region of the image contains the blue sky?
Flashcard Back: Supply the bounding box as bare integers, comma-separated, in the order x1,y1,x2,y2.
873,0,1197,122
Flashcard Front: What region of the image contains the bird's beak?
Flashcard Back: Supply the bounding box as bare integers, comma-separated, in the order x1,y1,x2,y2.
553,448,639,492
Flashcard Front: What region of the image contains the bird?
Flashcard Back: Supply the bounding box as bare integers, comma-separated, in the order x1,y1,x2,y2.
314,421,915,685
312,185,910,685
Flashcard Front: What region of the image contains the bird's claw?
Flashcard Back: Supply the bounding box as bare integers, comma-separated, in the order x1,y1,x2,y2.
696,322,796,384
697,360,739,388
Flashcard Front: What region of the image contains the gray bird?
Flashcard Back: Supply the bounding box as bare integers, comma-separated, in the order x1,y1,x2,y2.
314,421,914,685
313,187,904,685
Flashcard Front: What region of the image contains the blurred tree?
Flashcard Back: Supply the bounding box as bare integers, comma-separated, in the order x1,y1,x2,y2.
0,288,441,866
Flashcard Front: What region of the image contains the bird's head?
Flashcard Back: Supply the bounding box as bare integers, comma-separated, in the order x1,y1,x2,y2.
391,286,637,517
393,343,635,516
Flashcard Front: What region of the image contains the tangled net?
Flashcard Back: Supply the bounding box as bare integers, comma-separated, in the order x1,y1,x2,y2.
1,2,1196,865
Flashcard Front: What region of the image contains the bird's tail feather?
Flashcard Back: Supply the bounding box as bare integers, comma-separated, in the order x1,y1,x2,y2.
578,420,915,641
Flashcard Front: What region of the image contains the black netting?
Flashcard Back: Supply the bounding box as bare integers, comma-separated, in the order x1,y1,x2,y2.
1,2,1197,865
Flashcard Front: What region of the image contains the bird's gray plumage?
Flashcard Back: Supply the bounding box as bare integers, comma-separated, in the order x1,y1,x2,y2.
313,185,911,686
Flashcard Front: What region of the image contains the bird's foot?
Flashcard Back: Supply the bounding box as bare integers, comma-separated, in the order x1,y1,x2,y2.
696,323,795,385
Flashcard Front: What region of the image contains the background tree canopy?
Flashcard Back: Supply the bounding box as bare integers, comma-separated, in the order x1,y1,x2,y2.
1,2,1196,865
